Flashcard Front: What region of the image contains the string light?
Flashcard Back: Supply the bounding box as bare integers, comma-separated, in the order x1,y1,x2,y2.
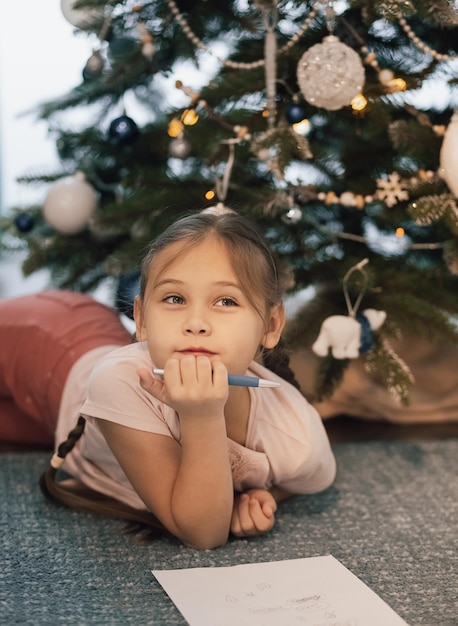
205,190,216,200
168,118,184,137
181,109,199,126
351,93,368,111
396,227,405,237
390,77,407,92
292,119,311,135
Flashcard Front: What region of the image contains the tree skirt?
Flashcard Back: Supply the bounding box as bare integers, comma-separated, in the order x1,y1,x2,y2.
290,335,458,423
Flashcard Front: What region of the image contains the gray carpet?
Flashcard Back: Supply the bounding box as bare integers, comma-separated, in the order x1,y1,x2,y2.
1,440,457,626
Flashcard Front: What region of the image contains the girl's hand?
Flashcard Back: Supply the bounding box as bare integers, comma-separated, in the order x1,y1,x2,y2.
137,356,229,420
230,488,277,538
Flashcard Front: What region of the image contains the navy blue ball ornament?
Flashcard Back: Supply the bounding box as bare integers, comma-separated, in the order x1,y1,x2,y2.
115,270,141,319
285,102,307,125
108,115,139,147
108,37,138,63
14,212,35,233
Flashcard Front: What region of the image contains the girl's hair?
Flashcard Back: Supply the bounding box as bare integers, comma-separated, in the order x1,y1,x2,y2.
40,417,168,541
40,211,300,539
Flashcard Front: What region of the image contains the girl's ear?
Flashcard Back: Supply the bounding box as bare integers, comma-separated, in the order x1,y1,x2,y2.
261,303,285,349
133,295,147,341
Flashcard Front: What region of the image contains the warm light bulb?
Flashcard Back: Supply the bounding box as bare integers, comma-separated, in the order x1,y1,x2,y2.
390,78,407,92
168,118,184,137
351,93,368,112
395,227,405,237
292,119,310,136
205,190,216,200
181,108,199,126
262,109,270,118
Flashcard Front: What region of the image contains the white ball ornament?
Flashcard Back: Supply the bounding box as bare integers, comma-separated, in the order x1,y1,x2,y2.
297,36,365,110
439,111,458,197
43,172,98,235
60,0,104,29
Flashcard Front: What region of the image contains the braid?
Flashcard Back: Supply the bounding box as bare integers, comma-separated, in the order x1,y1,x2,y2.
262,338,301,390
39,416,168,542
51,415,86,469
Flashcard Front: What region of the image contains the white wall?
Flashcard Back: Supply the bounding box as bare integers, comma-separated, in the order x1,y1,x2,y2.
0,1,94,297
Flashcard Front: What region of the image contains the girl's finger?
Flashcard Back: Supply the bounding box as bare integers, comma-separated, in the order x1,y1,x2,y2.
248,498,275,533
232,494,255,536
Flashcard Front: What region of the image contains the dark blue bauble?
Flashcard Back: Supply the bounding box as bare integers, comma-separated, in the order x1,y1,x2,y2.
285,103,307,125
108,37,138,62
108,115,140,147
14,213,35,233
115,271,141,319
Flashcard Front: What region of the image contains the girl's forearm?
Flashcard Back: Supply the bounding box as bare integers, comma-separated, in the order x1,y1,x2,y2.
170,416,234,549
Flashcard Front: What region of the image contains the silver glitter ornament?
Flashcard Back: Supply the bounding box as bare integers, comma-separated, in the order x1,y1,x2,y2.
297,36,365,111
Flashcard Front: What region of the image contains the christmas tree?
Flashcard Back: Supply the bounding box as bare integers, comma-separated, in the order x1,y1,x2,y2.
1,0,458,403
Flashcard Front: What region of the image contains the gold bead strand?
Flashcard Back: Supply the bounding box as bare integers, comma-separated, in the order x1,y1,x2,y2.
166,0,322,70
166,0,264,69
398,14,456,62
277,5,319,55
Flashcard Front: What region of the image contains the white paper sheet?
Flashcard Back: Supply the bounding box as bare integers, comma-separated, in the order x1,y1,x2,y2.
152,555,409,626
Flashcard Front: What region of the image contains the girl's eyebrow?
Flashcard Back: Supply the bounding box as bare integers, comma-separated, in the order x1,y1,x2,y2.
153,278,184,288
153,278,243,290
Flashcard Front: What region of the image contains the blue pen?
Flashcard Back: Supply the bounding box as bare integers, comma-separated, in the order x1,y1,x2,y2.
152,368,280,388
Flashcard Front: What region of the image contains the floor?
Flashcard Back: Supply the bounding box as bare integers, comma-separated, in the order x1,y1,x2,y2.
324,415,458,442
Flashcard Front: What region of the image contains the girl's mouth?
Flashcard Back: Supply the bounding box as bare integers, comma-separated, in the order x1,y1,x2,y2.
179,348,216,357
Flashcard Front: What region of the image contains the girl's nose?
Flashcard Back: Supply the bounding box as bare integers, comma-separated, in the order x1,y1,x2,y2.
185,327,208,335
183,312,210,335
184,323,210,335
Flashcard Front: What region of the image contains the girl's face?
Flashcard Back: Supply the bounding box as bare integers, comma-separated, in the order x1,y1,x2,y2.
134,237,284,375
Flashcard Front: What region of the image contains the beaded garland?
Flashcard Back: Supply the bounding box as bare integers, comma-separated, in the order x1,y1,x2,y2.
397,14,456,62
165,1,456,71
166,0,319,70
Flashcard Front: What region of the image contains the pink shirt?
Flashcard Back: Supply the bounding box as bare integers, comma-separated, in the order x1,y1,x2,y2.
57,342,336,511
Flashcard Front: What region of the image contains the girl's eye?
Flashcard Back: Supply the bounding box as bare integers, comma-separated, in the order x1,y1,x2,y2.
164,295,185,305
216,297,238,307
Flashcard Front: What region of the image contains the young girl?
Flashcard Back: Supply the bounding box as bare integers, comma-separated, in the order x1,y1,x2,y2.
1,211,336,549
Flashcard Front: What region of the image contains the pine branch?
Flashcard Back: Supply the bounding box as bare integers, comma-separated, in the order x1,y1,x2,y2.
315,354,350,402
364,335,414,405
